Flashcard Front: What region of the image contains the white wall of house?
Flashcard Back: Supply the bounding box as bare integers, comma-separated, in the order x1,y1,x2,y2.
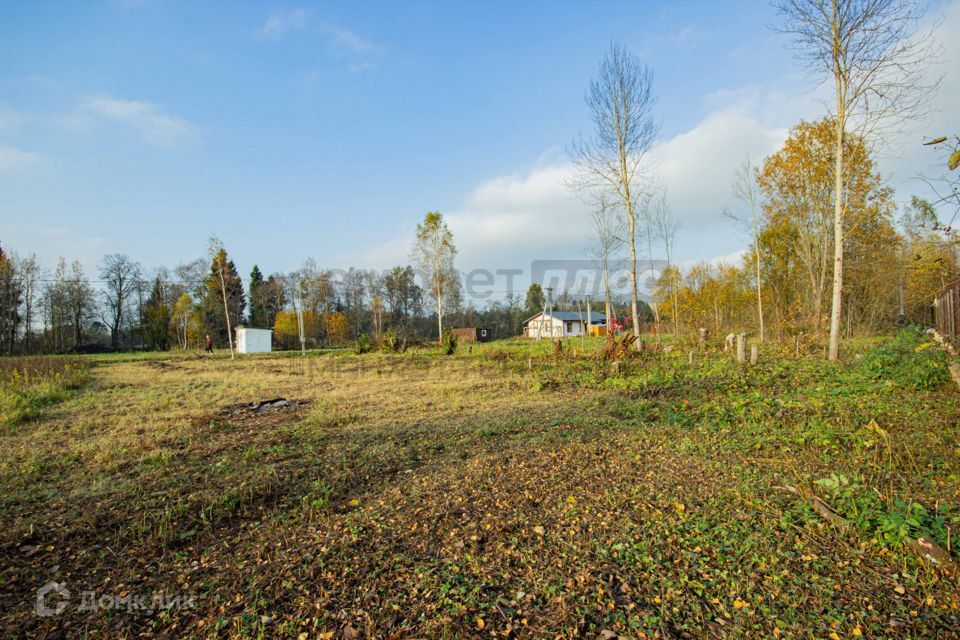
524,314,591,338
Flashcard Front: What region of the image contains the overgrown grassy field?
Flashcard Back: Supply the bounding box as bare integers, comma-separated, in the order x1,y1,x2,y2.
1,330,959,638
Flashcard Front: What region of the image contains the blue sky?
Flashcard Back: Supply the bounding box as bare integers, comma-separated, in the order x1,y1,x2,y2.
1,0,957,297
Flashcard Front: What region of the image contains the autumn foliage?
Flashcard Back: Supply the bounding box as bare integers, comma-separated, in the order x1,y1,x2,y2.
656,118,952,342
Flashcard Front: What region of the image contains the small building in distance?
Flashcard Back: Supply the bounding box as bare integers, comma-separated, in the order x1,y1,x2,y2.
235,326,272,353
523,311,606,339
451,327,492,343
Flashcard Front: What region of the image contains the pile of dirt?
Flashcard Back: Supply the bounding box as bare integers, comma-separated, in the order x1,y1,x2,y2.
219,397,308,417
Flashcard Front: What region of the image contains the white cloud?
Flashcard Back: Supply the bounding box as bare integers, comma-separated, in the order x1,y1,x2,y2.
76,94,195,148
649,102,791,227
260,9,307,39
344,61,377,74
0,145,43,173
445,164,585,270
351,82,808,285
0,105,25,133
318,23,374,54
260,10,378,72
434,87,812,276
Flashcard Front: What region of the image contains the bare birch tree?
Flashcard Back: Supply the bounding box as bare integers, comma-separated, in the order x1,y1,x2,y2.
569,42,657,345
725,156,765,342
638,185,667,340
775,0,939,361
653,192,681,335
17,253,39,352
587,192,625,327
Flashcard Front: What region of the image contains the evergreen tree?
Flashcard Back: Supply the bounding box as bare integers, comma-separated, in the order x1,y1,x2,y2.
202,247,245,344
248,264,267,328
262,274,287,330
143,276,171,350
524,283,545,318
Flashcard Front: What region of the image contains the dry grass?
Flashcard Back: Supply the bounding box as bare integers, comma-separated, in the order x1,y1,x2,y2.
1,335,959,639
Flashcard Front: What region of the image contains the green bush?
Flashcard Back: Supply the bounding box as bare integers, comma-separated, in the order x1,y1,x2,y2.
441,330,457,356
354,333,372,355
859,328,949,390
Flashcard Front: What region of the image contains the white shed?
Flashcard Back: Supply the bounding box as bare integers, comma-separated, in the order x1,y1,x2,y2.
235,327,272,354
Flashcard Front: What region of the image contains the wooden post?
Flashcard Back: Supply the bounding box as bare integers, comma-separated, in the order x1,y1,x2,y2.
697,327,707,352
736,333,746,363
794,335,800,357
750,343,758,366
688,350,695,366
949,363,960,392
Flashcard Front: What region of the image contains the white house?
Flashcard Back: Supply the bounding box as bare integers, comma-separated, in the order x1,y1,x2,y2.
523,311,606,339
235,327,272,353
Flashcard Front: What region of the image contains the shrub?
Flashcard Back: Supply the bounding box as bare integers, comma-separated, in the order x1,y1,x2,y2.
354,333,373,355
379,328,399,353
441,330,457,356
859,328,949,390
0,356,90,426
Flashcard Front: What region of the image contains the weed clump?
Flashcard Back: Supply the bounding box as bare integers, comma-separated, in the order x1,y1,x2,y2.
441,330,457,355
354,333,373,355
0,356,89,426
812,473,959,553
859,328,949,390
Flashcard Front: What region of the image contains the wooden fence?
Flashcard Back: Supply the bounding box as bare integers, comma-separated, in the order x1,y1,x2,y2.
934,280,960,347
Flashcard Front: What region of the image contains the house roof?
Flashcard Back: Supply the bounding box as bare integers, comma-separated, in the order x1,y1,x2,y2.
523,311,606,325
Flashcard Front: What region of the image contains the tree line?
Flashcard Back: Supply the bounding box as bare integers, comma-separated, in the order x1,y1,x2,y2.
647,119,958,345
0,214,569,354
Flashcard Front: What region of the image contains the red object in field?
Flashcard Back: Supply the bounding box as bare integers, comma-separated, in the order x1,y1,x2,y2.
608,315,624,335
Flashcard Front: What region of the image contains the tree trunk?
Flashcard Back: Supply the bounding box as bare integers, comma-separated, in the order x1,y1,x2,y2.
626,202,641,345
603,261,612,328
646,234,661,342
219,266,234,359
755,233,764,343
672,284,679,336
112,291,122,350
436,293,443,344
828,68,845,362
